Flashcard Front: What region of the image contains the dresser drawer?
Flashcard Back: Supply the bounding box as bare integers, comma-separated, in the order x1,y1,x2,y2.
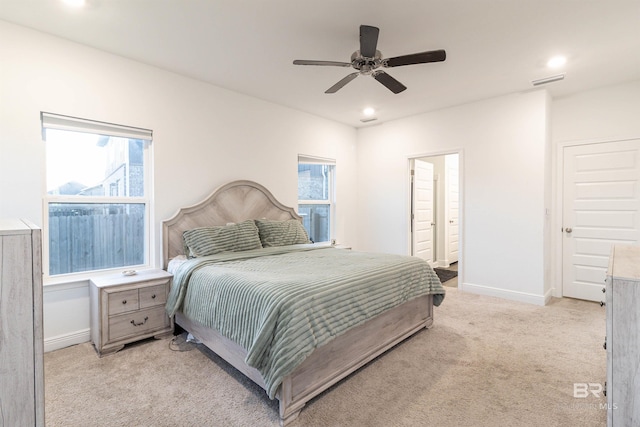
139,284,167,308
108,289,140,315
108,306,170,341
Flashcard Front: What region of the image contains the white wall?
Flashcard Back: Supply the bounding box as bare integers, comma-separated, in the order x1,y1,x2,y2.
0,21,358,351
4,19,638,352
552,80,640,143
550,80,640,297
356,91,551,305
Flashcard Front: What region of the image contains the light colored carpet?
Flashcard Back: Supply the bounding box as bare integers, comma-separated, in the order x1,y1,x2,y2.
44,287,607,426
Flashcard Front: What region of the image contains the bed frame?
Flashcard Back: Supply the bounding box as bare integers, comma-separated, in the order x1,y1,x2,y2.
162,180,434,425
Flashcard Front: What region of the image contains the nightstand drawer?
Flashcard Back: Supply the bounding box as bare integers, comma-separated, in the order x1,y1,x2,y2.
108,289,140,315
108,306,169,341
90,269,174,356
139,284,167,308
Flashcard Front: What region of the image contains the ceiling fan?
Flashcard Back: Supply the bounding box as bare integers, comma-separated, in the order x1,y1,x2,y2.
293,25,446,94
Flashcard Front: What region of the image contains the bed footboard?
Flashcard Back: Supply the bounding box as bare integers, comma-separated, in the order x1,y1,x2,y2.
176,294,433,426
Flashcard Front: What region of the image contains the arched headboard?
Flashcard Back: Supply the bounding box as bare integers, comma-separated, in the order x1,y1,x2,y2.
162,180,301,269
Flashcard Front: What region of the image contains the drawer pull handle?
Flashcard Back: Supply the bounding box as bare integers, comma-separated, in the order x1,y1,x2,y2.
122,300,127,305
131,316,149,327
151,294,156,299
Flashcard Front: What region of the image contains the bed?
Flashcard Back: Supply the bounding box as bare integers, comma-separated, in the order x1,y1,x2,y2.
162,180,445,425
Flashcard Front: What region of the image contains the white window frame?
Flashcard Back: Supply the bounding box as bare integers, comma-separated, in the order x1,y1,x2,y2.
297,155,336,244
41,113,153,282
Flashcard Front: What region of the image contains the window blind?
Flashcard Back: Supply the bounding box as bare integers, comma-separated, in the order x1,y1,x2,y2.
41,112,153,141
298,155,336,165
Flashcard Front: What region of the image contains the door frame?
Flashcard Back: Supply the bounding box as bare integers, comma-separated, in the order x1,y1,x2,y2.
553,136,640,298
407,149,464,286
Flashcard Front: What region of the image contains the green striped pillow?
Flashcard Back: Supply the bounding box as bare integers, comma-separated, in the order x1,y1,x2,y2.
255,219,311,247
183,220,262,257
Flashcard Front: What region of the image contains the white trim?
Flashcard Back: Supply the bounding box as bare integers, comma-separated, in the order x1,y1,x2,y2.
43,266,161,288
297,159,336,243
41,112,152,141
45,195,148,203
460,281,552,306
553,135,640,299
408,148,464,160
298,200,331,205
297,154,336,165
407,148,464,288
554,135,640,147
44,328,91,353
42,125,153,279
43,277,88,291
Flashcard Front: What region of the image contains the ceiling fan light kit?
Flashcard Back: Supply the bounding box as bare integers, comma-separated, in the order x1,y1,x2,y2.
293,25,446,94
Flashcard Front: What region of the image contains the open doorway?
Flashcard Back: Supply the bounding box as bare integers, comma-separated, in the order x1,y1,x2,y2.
410,153,460,287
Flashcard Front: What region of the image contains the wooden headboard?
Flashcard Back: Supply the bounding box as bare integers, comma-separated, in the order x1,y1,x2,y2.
162,180,301,269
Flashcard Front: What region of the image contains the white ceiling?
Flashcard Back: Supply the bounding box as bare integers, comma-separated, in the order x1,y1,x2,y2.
1,1,639,128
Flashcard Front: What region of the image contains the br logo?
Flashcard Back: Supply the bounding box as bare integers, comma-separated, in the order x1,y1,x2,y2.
573,383,603,398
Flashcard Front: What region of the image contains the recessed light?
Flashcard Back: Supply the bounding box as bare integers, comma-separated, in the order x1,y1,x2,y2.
363,107,375,116
547,55,567,69
62,0,86,7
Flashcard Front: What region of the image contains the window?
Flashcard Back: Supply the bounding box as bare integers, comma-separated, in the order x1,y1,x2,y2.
297,156,335,243
41,113,152,277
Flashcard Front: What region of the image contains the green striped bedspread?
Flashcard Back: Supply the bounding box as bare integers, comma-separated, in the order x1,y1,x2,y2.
165,245,445,398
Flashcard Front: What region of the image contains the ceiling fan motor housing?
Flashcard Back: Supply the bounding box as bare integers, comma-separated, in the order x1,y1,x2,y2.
351,50,382,75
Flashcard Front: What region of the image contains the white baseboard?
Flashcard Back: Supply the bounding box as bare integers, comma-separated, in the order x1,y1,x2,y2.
44,328,91,353
460,282,551,306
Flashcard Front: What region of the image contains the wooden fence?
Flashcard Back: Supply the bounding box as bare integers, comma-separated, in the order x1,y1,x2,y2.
48,204,145,275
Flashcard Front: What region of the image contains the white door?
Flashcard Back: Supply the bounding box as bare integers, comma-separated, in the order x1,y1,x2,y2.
563,139,640,301
445,154,459,264
412,159,435,265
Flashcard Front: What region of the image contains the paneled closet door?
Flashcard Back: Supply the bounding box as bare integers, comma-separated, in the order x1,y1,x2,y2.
562,139,640,301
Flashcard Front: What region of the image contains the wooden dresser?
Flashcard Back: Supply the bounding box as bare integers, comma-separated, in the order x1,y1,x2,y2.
90,269,173,356
0,219,44,426
605,244,640,426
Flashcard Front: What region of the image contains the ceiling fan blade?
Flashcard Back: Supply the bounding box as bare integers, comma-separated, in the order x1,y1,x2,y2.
293,60,352,67
384,49,446,67
372,71,407,94
359,25,379,58
325,72,359,94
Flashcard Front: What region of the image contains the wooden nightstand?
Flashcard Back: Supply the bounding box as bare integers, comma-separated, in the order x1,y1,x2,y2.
90,269,173,357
